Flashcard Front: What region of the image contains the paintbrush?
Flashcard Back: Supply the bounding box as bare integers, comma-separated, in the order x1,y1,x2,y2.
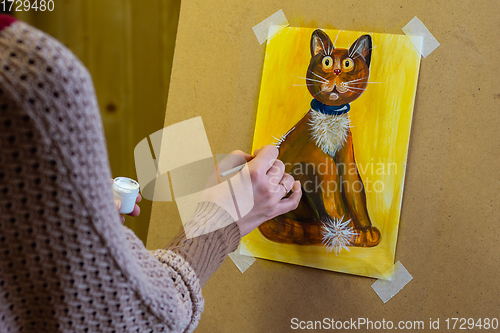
220,164,245,177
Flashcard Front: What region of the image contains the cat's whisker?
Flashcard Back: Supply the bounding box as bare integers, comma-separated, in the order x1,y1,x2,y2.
347,82,384,85
345,82,384,86
346,88,362,94
305,78,328,83
345,86,365,91
333,30,341,49
312,89,325,98
345,77,369,83
319,38,327,56
346,85,362,90
348,39,361,57
351,52,363,60
352,45,378,60
308,71,329,83
295,76,328,84
345,82,369,86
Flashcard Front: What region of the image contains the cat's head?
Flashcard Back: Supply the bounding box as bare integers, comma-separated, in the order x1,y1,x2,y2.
306,30,372,106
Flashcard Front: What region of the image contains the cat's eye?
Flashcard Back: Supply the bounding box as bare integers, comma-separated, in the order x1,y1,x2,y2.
322,56,333,69
342,58,354,71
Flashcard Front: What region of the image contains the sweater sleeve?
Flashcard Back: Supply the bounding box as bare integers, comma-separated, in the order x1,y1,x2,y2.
157,202,242,288
0,17,228,333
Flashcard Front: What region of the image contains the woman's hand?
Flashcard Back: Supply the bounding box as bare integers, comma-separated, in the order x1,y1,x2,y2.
115,194,141,223
232,145,301,237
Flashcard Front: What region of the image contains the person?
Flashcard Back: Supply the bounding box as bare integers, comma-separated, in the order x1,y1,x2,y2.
0,15,301,332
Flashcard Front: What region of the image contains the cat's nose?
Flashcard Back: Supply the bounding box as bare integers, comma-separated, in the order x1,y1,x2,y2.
334,69,341,75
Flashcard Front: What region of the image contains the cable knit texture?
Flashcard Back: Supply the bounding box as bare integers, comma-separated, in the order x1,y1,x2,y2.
0,16,241,333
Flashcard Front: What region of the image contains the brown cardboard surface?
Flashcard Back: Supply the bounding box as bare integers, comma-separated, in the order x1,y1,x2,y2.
147,1,500,331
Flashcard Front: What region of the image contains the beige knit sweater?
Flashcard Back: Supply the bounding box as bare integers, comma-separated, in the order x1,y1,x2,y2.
0,16,241,333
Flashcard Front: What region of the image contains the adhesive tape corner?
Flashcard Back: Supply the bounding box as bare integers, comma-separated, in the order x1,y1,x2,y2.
228,242,256,273
402,16,440,58
252,9,289,45
371,261,413,303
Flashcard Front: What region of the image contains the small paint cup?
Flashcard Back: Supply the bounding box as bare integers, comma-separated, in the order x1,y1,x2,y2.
112,177,140,214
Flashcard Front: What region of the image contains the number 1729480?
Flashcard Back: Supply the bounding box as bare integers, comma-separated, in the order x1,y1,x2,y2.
445,318,498,330
2,0,54,12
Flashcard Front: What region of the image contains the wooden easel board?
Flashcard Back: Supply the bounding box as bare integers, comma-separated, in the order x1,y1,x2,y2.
147,1,500,332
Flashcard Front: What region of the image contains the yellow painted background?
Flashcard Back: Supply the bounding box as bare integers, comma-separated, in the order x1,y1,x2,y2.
243,27,421,279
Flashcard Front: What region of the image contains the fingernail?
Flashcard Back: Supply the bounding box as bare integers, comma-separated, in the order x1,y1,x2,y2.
114,199,121,210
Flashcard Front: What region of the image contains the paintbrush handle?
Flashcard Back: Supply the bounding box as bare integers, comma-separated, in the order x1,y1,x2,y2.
220,164,245,177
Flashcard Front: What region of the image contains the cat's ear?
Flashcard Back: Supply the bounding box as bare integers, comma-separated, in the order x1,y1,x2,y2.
349,35,372,67
310,29,332,57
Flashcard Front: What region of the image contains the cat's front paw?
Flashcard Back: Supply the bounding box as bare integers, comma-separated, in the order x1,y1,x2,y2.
350,226,381,247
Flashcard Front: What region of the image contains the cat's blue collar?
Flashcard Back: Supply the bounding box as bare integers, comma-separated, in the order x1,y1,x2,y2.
311,99,350,115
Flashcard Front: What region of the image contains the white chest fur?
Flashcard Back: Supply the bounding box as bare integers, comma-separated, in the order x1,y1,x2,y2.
308,109,350,157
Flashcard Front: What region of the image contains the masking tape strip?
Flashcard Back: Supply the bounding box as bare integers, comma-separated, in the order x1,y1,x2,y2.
252,9,289,45
402,16,440,58
228,242,256,273
371,261,413,303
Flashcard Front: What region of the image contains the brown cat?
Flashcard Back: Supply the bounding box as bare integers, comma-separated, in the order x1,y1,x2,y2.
258,30,381,253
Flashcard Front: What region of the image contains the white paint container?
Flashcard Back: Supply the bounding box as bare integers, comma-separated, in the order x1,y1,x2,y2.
112,177,140,214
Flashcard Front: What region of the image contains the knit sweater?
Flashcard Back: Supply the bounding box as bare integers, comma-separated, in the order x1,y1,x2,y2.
0,15,241,333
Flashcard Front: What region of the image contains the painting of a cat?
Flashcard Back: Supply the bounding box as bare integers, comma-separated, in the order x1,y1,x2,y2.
258,30,380,254
244,27,421,278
